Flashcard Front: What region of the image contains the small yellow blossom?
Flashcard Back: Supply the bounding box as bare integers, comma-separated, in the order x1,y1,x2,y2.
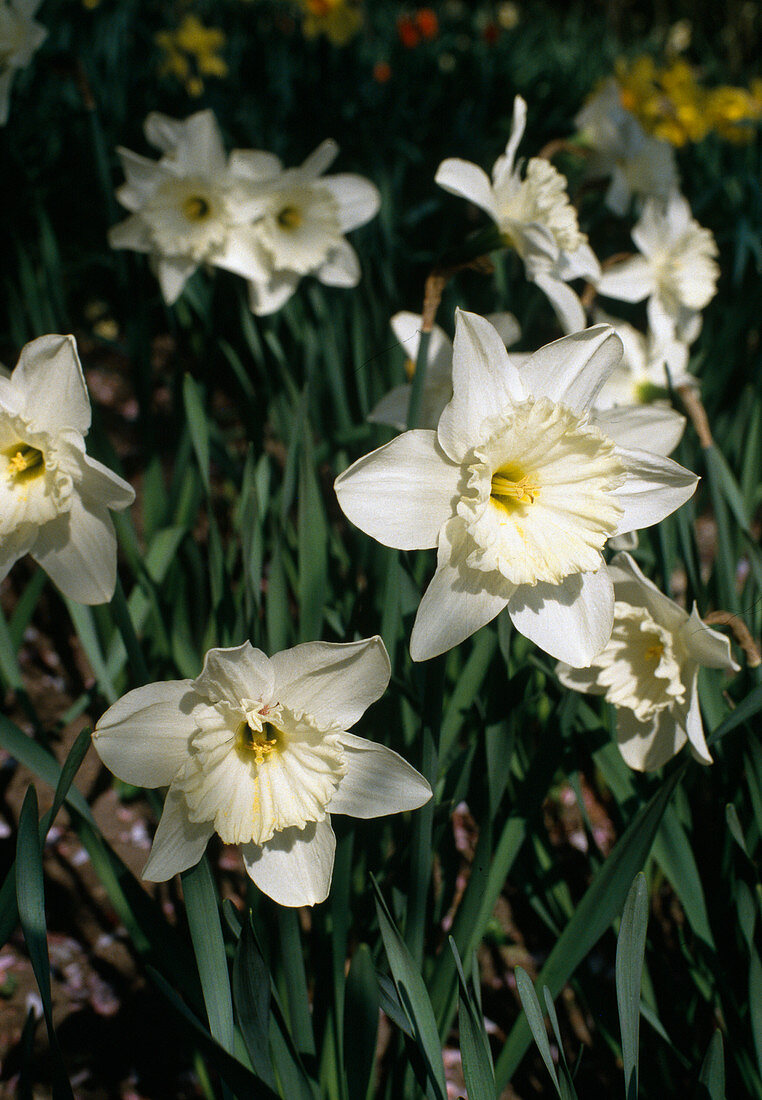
155,14,227,97
297,0,362,46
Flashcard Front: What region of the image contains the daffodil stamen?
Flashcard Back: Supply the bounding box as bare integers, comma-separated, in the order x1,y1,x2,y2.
277,205,303,229
237,719,281,765
490,467,539,510
182,195,211,222
4,443,44,483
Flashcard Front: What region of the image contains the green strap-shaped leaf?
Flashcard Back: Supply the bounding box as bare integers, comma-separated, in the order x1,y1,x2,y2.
616,873,648,1100
182,856,236,1056
232,914,277,1090
698,1030,726,1100
183,373,211,493
514,968,561,1096
372,877,447,1100
450,938,495,1100
494,764,685,1089
344,945,379,1100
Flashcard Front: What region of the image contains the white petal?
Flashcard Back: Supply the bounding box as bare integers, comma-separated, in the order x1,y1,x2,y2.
317,239,360,287
500,95,528,179
520,324,623,414
531,272,587,335
270,637,390,730
13,334,91,435
592,406,686,457
114,148,165,210
557,241,601,282
242,818,336,906
596,256,655,303
92,680,199,787
297,139,340,181
390,313,453,380
321,174,380,232
228,149,283,181
108,215,153,255
613,448,698,535
31,498,118,605
616,707,687,772
367,385,412,432
193,641,275,707
214,227,270,281
508,566,614,666
435,159,498,221
680,607,740,671
142,786,214,881
0,527,35,583
327,732,431,817
247,271,300,316
438,310,525,462
556,660,607,696
156,257,197,305
334,430,458,550
80,454,135,510
683,673,712,764
146,110,227,175
410,518,513,661
607,552,687,636
485,311,521,348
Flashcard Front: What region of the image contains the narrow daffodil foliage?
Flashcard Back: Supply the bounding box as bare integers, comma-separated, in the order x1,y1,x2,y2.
0,0,46,125
435,96,600,334
335,310,699,666
596,191,719,343
0,335,135,604
574,78,679,215
557,552,739,770
368,309,520,431
92,638,431,907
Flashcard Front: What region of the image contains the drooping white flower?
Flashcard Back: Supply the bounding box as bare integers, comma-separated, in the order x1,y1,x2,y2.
239,139,381,316
335,311,698,666
557,553,739,771
0,335,135,603
592,309,696,412
574,78,679,215
595,192,719,343
0,0,46,126
92,638,431,906
368,310,520,432
435,96,600,334
109,110,279,306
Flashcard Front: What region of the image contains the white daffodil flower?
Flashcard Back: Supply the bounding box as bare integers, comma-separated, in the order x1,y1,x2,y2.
574,78,679,216
109,110,279,306
0,0,46,126
435,96,600,334
335,311,698,666
596,192,719,344
240,139,381,316
369,310,521,432
0,335,135,603
557,553,739,771
92,638,431,907
592,309,696,412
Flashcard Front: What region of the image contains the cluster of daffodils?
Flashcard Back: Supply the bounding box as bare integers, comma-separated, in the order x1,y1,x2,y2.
0,0,46,126
155,13,228,99
93,639,431,905
296,0,363,46
109,109,380,314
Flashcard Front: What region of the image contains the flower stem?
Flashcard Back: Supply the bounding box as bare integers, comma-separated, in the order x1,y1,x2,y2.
110,576,150,686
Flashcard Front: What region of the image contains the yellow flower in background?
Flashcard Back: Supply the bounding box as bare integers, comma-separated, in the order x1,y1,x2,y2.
297,0,363,46
156,13,227,97
705,85,761,143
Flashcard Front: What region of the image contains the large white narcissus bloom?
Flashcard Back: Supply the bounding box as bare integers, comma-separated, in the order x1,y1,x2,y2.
92,638,431,907
0,335,135,603
0,0,47,126
335,311,699,667
109,110,276,306
595,192,719,344
240,139,381,316
435,96,600,334
557,553,740,771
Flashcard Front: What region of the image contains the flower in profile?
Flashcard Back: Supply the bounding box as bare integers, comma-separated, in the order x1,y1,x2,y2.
0,0,47,126
299,0,363,46
108,110,278,306
596,192,719,344
335,311,698,666
369,310,520,432
0,335,135,603
92,638,431,906
435,96,600,334
557,553,739,770
155,14,227,98
574,78,679,215
241,139,380,315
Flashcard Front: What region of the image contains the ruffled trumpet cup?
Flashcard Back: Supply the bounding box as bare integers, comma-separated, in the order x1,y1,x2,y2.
0,335,135,603
335,311,699,666
557,553,739,770
92,638,431,907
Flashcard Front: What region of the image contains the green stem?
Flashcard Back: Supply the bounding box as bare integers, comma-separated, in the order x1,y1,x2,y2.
405,329,432,431
110,575,150,686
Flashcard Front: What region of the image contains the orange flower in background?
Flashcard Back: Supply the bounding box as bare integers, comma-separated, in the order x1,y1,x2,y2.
397,14,419,48
373,60,392,83
415,9,438,39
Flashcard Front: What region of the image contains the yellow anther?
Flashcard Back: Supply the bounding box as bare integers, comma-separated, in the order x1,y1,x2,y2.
644,642,664,662
5,444,44,483
491,470,539,510
237,718,281,765
182,195,211,221
277,205,302,230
